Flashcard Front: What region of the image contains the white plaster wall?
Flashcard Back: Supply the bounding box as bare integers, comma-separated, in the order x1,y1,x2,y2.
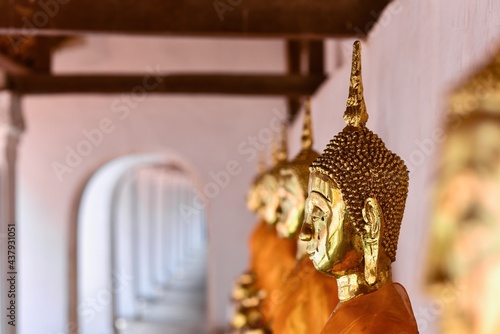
289,1,500,333
18,36,286,334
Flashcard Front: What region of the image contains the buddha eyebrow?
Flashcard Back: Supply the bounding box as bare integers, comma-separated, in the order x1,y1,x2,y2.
310,190,330,203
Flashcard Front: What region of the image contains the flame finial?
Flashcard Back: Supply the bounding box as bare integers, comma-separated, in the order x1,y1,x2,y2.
344,40,368,127
276,122,288,162
301,98,314,150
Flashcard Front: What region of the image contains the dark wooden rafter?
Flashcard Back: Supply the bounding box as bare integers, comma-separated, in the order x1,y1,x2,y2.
0,1,342,101
2,37,326,99
0,0,391,38
308,40,325,76
0,53,29,74
286,39,325,122
286,39,303,122
6,73,326,97
30,36,52,72
0,36,58,74
0,36,31,74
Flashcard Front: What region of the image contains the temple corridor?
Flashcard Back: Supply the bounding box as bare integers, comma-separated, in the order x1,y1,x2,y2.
1,1,499,333
120,250,207,334
76,155,207,334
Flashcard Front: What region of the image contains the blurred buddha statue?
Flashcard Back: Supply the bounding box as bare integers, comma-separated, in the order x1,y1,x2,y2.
247,149,267,215
258,130,287,225
272,99,339,334
255,125,298,326
299,41,418,334
233,127,297,332
275,100,318,246
244,150,271,290
426,47,500,334
231,149,270,332
232,290,268,334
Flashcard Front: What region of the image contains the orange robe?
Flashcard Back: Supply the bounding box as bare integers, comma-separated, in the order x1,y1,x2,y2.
273,256,339,334
249,221,271,272
257,231,297,324
321,282,418,334
246,220,297,325
249,220,276,290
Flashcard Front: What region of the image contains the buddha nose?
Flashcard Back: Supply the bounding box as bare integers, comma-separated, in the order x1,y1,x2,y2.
299,220,313,241
276,205,283,217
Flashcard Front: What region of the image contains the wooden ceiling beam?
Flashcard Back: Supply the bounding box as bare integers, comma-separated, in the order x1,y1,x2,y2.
0,36,56,74
308,40,325,75
6,74,326,97
0,53,30,75
30,37,52,73
286,40,303,122
0,0,391,38
286,39,326,123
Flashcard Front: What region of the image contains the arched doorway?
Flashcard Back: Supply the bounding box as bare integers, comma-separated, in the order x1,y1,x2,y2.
74,153,207,334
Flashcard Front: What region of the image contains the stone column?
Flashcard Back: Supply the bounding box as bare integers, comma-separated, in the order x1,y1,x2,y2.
162,173,173,286
152,167,166,291
134,167,156,311
0,91,23,334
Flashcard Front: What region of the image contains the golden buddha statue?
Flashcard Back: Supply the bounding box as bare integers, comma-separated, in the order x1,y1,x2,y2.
247,149,267,214
245,150,272,290
426,47,500,334
299,41,418,334
272,100,339,334
254,126,298,325
258,130,287,226
275,100,318,243
233,131,296,332
232,150,271,332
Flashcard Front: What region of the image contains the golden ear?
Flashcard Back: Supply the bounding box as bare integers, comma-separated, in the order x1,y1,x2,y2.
362,197,381,239
362,197,382,285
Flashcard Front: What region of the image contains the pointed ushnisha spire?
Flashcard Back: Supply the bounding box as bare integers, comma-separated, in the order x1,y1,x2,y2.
344,40,368,128
276,122,288,163
301,98,314,150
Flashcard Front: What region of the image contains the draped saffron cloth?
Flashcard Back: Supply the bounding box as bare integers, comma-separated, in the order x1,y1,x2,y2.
321,282,418,334
273,255,339,334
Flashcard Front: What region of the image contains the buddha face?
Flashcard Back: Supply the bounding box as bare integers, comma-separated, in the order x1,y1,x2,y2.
300,173,362,276
276,170,305,238
257,174,280,224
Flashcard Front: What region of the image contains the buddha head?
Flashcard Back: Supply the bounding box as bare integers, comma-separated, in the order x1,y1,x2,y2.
300,41,409,291
258,125,288,225
276,100,320,238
